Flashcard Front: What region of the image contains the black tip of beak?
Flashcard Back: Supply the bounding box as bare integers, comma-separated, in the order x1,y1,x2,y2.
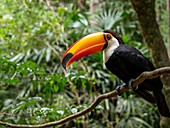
62,53,73,70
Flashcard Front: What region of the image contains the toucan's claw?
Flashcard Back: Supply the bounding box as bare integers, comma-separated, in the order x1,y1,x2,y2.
116,84,127,96
128,79,138,91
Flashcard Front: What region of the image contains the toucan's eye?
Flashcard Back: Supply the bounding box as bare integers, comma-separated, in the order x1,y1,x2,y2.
107,35,111,40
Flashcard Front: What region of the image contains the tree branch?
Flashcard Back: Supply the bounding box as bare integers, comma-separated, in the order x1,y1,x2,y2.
1,67,170,128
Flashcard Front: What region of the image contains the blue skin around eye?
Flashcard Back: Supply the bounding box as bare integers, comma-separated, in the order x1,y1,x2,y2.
107,35,111,40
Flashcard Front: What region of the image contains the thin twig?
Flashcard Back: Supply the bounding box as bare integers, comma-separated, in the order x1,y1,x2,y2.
0,113,27,117
0,72,17,87
45,0,61,20
0,83,5,87
22,0,31,12
0,67,170,128
11,71,17,80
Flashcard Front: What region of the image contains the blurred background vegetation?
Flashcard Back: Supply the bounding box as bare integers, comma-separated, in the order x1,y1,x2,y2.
0,0,168,127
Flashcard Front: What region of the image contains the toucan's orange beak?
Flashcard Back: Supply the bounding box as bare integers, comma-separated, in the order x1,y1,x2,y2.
61,32,112,69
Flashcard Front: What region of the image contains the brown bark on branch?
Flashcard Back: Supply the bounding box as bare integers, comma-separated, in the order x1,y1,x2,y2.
0,67,170,128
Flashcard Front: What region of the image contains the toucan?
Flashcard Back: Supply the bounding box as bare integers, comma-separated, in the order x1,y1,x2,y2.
61,30,170,117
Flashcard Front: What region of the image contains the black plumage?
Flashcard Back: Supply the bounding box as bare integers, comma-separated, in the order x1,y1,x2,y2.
104,30,170,117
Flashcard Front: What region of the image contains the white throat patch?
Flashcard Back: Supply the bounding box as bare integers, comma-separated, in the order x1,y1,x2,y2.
103,38,119,63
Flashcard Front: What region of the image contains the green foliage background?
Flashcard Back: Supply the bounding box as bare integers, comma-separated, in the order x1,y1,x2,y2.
0,0,168,127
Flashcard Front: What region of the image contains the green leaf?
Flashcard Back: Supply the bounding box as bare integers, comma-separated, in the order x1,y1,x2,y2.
54,84,59,92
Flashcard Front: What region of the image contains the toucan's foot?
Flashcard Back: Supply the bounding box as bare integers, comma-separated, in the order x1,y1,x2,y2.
116,84,127,96
128,79,138,91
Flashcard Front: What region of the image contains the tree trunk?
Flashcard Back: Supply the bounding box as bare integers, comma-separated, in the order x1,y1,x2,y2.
78,0,86,12
90,0,99,13
90,0,99,26
130,0,170,127
167,0,170,58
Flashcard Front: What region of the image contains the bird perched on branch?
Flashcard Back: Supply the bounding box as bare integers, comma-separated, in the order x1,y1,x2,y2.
61,30,170,117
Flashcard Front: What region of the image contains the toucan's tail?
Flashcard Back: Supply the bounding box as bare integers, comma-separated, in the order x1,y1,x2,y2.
134,89,157,104
153,91,170,117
